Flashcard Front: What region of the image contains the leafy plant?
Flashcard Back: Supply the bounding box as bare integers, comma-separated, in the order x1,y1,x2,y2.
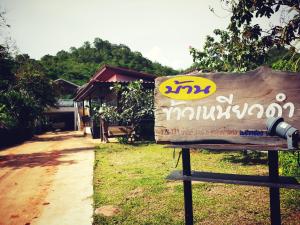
98,80,154,141
227,0,300,49
117,136,129,144
279,151,300,177
0,104,16,128
113,80,154,128
93,103,119,124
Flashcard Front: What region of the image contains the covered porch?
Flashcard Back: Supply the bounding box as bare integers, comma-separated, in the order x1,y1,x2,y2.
73,65,155,141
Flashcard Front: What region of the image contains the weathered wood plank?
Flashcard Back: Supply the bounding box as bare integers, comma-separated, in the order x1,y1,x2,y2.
167,170,300,189
155,66,300,145
165,143,288,151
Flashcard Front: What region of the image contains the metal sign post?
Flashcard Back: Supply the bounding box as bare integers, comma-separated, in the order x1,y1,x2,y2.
182,148,193,225
268,151,281,225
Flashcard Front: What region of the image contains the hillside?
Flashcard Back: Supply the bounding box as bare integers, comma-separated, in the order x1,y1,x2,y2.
38,38,179,85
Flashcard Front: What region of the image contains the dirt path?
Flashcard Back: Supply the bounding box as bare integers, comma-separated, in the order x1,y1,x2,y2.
0,131,95,225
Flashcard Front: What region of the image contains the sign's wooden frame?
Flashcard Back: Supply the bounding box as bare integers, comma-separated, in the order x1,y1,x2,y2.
155,66,300,147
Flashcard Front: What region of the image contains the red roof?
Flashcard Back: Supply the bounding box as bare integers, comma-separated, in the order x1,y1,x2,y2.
74,65,156,101
91,65,156,81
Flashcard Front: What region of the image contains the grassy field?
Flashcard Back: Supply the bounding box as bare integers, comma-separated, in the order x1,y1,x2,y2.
93,143,300,225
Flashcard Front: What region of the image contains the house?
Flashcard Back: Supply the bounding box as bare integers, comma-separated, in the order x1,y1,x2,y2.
45,78,79,131
73,65,156,138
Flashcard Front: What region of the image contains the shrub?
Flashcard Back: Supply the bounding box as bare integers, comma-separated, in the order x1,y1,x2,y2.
117,136,129,144
279,151,300,177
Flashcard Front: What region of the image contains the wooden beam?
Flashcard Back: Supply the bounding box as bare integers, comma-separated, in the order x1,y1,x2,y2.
167,170,300,189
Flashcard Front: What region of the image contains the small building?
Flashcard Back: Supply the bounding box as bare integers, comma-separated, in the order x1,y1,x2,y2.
45,78,79,131
73,65,156,138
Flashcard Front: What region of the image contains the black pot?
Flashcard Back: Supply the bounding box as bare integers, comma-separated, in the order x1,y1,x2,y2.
92,126,100,139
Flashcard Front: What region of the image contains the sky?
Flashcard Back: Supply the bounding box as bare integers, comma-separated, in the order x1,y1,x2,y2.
0,0,284,70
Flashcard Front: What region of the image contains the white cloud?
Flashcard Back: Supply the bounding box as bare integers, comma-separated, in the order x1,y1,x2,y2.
145,46,168,63
145,46,183,70
170,59,184,70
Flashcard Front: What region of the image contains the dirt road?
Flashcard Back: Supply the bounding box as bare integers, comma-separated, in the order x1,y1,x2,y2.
0,131,95,225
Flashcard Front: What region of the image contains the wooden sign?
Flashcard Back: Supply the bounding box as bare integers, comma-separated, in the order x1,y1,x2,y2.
154,66,300,145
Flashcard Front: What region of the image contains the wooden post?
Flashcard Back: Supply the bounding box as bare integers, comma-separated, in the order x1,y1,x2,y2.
82,100,85,116
268,151,281,225
100,118,109,143
89,97,92,117
182,148,193,225
99,117,102,141
89,97,93,136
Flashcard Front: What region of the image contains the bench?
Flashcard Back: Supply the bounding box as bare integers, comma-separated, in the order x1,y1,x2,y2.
108,126,134,137
100,119,134,142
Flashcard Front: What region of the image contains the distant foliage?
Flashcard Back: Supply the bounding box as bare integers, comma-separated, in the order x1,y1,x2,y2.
189,29,266,72
189,39,300,73
38,38,178,85
189,0,300,73
272,59,300,72
267,47,300,72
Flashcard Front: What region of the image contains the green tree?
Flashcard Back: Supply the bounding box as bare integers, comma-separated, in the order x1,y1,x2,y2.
190,29,266,72
116,81,154,128
189,0,300,72
97,80,154,142
0,45,15,91
0,9,58,145
227,0,300,49
39,37,178,85
0,46,16,128
0,52,58,130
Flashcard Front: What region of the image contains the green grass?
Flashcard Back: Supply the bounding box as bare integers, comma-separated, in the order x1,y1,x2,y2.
93,143,300,225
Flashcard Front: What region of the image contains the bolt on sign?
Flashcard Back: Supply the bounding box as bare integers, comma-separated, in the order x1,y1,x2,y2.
154,66,300,145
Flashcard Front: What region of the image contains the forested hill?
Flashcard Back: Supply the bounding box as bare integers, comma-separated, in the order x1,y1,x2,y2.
38,38,179,85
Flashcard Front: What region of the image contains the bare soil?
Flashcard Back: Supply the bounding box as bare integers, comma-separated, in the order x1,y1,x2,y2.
0,131,93,225
94,205,121,217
